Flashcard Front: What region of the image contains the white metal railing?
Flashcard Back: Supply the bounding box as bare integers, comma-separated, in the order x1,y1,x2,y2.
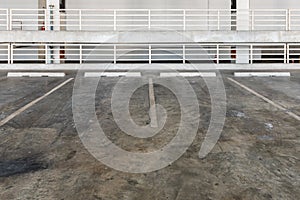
0,9,8,30
1,43,298,64
288,44,300,63
290,10,300,30
0,43,9,63
250,9,288,31
0,9,299,31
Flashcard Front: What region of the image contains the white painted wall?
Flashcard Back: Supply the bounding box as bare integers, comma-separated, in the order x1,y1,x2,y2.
3,0,300,10
250,0,300,9
209,0,231,9
236,1,250,63
67,0,231,9
0,0,38,9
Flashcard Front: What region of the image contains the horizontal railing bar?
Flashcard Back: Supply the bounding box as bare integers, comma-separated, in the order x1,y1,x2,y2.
3,44,294,46
5,42,298,65
2,8,300,31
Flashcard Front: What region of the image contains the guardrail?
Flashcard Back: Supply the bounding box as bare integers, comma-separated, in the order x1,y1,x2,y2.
288,44,300,63
0,9,299,31
0,9,8,30
0,43,299,64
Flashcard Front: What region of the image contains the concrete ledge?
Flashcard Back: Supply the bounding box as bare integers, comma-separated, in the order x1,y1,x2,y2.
7,72,66,77
160,72,216,77
234,72,291,77
84,72,141,77
1,64,300,71
1,31,300,43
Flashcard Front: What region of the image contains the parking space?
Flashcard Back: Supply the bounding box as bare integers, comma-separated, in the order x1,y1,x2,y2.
0,76,73,124
230,74,300,116
0,71,299,199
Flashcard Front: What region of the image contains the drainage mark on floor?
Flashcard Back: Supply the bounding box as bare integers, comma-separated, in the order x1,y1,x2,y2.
0,156,48,177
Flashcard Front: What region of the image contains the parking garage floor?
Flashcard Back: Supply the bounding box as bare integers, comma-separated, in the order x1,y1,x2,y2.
0,71,299,200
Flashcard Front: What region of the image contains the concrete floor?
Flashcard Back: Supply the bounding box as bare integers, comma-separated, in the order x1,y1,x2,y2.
0,71,299,200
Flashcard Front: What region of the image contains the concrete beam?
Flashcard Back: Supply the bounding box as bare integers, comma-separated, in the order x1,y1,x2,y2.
7,72,65,77
1,64,300,71
1,31,300,43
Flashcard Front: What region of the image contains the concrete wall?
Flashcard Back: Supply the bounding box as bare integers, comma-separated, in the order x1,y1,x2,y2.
67,0,231,9
209,0,231,9
250,0,300,9
1,0,38,9
65,0,231,31
2,0,300,10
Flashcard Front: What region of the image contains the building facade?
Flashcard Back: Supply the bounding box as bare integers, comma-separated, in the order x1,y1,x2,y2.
0,0,300,70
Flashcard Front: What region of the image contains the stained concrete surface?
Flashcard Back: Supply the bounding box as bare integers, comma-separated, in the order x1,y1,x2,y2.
0,72,299,200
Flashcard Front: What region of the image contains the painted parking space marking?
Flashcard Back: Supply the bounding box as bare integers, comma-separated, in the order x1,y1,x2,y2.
7,72,66,77
228,77,300,121
0,78,74,127
148,78,158,128
234,72,291,77
160,72,216,77
84,72,141,77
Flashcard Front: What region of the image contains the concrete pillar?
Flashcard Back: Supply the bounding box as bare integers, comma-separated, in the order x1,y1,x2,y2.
236,45,250,64
236,0,250,63
237,0,250,31
46,0,60,31
46,0,60,64
38,0,47,62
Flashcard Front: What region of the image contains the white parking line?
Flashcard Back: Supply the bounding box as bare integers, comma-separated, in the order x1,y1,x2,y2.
228,77,300,121
84,72,141,77
0,78,74,127
7,72,66,77
148,78,158,128
234,72,291,77
160,72,216,77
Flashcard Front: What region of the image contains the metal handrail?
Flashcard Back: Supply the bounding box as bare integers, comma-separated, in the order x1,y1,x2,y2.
0,9,298,31
1,42,298,64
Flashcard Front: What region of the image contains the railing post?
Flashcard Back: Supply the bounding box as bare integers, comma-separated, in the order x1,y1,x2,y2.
183,10,186,31
149,45,152,64
44,9,48,31
148,10,151,30
45,44,48,64
79,10,82,31
288,9,291,31
216,44,219,64
217,10,220,31
283,44,286,64
251,10,255,31
114,45,116,64
286,44,290,64
9,9,12,31
7,43,10,64
286,9,289,31
10,44,14,64
113,10,117,31
80,44,82,64
183,45,186,63
6,9,9,30
250,44,253,64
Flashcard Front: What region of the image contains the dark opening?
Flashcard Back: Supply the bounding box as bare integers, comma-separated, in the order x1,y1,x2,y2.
231,0,236,9
60,0,66,9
